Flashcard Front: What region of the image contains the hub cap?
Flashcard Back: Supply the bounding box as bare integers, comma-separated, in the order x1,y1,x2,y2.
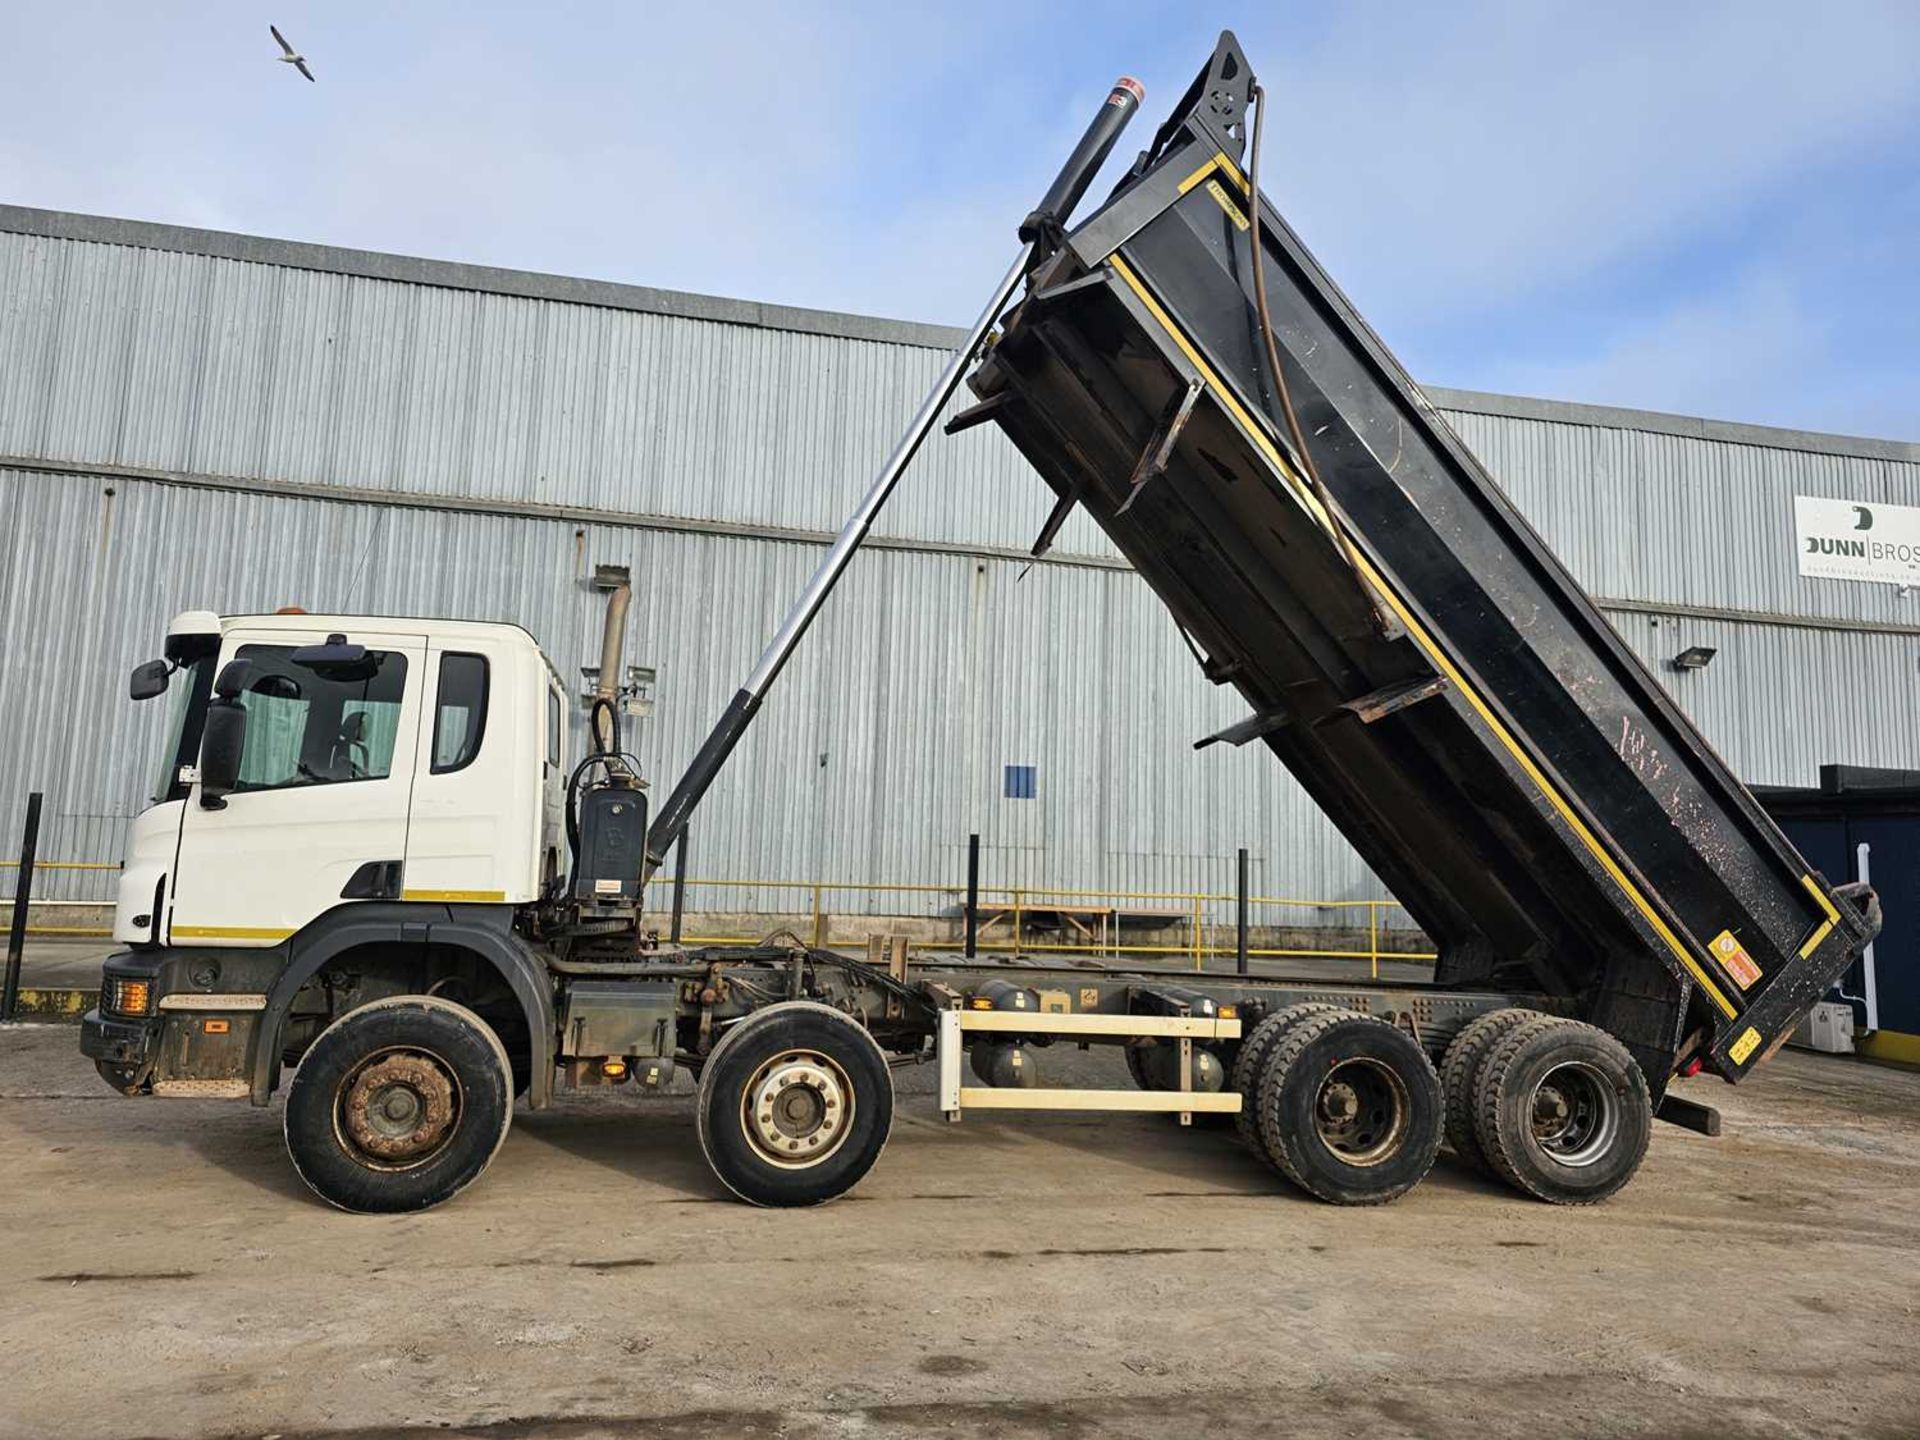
741,1050,853,1170
1529,1061,1619,1168
1312,1057,1408,1167
338,1050,460,1168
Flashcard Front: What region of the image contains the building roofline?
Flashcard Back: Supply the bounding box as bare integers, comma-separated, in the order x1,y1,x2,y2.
4,204,1914,465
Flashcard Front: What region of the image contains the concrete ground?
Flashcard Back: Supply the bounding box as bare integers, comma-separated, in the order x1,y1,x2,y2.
2,1026,1917,1440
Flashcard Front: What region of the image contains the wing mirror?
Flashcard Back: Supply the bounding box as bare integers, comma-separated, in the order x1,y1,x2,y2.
129,659,171,701
198,659,253,809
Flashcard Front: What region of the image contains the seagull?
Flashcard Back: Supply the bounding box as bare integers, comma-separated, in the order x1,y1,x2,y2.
270,25,315,82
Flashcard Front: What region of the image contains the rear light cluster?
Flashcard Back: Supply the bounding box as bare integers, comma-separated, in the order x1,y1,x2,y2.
101,976,154,1017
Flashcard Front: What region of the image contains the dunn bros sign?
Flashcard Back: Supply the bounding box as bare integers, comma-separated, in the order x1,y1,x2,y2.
1795,495,1920,587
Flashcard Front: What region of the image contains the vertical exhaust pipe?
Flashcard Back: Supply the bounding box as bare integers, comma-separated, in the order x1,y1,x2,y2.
591,564,632,756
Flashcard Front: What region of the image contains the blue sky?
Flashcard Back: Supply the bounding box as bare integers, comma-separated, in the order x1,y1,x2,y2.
3,2,1915,438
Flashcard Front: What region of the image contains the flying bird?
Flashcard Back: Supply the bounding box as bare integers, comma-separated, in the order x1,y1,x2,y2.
270,25,315,82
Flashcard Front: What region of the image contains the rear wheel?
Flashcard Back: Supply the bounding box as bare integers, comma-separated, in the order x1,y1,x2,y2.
1439,1008,1557,1175
1229,1003,1343,1152
696,1001,893,1207
283,995,513,1214
1471,1018,1651,1205
1254,1010,1443,1205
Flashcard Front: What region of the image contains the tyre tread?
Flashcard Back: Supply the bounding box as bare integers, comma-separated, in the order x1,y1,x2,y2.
1440,1007,1559,1174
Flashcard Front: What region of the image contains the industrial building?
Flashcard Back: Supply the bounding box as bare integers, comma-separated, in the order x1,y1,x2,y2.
3,205,1918,1001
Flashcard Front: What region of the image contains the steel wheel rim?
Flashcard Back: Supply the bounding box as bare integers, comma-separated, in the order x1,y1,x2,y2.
740,1049,854,1170
1530,1061,1619,1168
1312,1057,1408,1167
335,1045,463,1171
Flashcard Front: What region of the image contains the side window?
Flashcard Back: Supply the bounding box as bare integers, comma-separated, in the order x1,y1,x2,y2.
232,644,408,791
547,688,561,769
431,653,488,773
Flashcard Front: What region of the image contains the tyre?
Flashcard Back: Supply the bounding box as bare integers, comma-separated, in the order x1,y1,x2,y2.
1439,1007,1558,1175
1229,1003,1344,1152
1254,1010,1443,1205
696,1001,893,1207
1471,1017,1651,1205
283,995,513,1214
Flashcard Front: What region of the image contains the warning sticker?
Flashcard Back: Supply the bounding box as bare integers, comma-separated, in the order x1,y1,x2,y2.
1729,1026,1763,1065
1079,987,1100,1010
1709,930,1763,989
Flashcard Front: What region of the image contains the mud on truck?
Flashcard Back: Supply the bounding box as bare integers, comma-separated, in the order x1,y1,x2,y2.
83,32,1877,1213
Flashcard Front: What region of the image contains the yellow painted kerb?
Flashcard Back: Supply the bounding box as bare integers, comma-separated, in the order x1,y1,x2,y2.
1105,252,1741,1020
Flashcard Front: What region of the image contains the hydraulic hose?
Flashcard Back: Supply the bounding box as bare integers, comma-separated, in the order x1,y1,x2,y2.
1246,81,1393,636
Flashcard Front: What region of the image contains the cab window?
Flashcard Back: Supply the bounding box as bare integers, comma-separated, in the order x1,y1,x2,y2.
432,653,488,773
232,644,407,791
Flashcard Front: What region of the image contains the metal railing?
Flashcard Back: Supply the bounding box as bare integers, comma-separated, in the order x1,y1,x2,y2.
671,877,1431,975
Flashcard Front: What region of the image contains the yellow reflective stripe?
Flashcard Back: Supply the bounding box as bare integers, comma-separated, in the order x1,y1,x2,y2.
1107,252,1740,1020
1108,255,1335,534
1176,157,1218,195
1796,874,1840,958
401,888,508,903
1176,151,1249,199
171,925,295,941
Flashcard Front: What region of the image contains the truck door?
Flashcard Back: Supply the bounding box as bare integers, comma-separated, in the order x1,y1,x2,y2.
168,627,429,945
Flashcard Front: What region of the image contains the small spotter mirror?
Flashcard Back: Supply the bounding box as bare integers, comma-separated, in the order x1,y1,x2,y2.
129,658,171,701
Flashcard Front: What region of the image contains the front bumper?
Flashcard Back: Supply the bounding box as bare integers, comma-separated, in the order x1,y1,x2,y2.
80,1008,160,1093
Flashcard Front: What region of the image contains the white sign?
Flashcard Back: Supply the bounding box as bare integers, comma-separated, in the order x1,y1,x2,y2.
1795,495,1920,587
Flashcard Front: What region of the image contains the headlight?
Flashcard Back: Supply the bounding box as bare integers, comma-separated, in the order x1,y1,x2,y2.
102,977,154,1017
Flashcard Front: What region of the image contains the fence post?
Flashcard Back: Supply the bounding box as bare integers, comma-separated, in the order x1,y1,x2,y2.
1191,891,1202,971
1013,887,1023,957
964,833,980,959
811,882,825,948
1369,901,1379,980
1236,847,1249,976
668,829,690,945
3,792,44,1023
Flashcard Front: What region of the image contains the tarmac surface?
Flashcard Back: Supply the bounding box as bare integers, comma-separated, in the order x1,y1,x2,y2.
2,1024,1917,1439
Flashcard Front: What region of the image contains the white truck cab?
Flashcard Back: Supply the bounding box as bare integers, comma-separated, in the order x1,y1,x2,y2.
119,610,568,949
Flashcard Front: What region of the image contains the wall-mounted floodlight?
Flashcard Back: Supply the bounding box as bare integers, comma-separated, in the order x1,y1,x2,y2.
1670,646,1717,672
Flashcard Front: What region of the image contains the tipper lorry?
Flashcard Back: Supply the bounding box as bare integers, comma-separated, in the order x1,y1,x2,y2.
81,32,1877,1213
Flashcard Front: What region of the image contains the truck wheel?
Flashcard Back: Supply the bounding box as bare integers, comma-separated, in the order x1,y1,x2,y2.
1439,1007,1557,1175
1229,1003,1343,1152
696,1001,893,1207
1471,1018,1651,1205
283,995,513,1214
1254,1010,1443,1205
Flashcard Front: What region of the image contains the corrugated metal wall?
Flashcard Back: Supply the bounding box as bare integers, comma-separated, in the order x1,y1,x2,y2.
4,218,1918,914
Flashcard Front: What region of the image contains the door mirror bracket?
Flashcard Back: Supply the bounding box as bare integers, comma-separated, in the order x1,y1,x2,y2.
199,659,252,809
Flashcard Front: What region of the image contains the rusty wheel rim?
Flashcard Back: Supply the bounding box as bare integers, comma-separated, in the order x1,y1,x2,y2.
337,1048,462,1170
1312,1057,1409,1168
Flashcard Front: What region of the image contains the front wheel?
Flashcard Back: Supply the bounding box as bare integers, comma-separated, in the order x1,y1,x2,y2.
283,995,514,1213
695,1001,894,1207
